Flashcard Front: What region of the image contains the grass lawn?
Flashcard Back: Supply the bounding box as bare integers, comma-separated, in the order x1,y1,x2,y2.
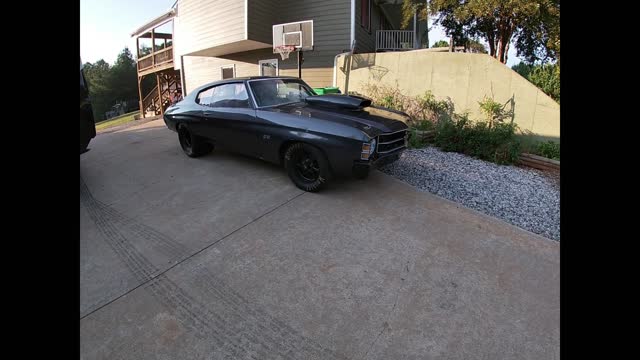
96,111,140,131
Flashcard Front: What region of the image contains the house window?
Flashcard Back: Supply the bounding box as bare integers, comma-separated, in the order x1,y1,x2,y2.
221,64,235,79
360,0,371,32
259,59,278,76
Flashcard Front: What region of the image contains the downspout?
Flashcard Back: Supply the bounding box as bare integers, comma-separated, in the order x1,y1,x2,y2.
333,52,352,88
350,0,355,50
333,0,356,88
180,56,187,95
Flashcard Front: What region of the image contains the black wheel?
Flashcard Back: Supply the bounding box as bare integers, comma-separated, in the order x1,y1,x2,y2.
178,124,212,158
284,143,331,192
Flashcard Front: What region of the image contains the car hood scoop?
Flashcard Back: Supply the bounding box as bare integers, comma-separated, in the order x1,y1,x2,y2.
305,94,372,110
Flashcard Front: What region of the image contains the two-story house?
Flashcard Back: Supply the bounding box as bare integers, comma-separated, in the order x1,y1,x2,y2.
132,0,427,118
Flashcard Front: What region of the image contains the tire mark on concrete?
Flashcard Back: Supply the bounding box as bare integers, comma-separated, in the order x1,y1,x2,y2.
80,181,188,259
81,179,249,357
81,177,344,359
191,267,342,359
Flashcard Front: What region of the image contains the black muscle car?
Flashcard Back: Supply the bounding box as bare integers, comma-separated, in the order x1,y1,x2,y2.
163,76,409,192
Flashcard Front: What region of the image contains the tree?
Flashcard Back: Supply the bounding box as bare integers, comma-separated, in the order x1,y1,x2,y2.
402,0,560,64
82,47,141,120
511,62,559,103
432,40,449,48
83,60,112,121
467,39,487,53
109,47,138,103
511,62,534,79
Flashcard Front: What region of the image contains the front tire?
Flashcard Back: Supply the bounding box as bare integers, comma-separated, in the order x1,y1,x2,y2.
284,143,331,192
178,124,212,158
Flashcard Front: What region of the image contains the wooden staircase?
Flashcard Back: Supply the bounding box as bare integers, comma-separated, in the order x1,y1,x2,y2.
140,70,181,117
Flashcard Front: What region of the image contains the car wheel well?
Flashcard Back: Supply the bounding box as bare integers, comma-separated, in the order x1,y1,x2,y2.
279,140,297,164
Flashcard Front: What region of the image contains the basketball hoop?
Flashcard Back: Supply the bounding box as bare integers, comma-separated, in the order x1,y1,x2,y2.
275,45,296,60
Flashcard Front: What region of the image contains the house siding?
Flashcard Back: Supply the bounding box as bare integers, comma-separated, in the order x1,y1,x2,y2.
179,0,403,90
176,0,246,56
355,0,391,53
181,0,352,89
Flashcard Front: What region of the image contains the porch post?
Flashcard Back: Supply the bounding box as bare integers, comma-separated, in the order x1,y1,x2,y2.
138,76,144,119
156,73,163,115
151,29,155,66
413,10,418,49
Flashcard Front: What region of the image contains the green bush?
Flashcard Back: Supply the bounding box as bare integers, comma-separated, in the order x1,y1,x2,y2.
413,120,435,131
536,141,560,160
360,83,451,127
478,96,513,127
360,82,523,164
407,129,427,149
434,114,521,164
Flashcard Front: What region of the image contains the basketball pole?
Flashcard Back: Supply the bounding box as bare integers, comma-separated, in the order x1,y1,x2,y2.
297,51,303,79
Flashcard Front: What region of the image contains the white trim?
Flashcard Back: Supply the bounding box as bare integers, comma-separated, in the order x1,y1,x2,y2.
350,0,355,49
273,19,314,28
244,0,248,40
130,9,176,37
258,59,279,76
221,64,236,79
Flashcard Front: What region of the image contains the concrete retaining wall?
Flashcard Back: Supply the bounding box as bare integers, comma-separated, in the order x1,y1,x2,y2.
336,50,560,140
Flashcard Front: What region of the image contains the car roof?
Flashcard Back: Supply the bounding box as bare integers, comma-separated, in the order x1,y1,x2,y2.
188,76,304,97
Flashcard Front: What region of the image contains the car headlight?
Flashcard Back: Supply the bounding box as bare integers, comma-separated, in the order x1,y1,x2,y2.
361,139,376,160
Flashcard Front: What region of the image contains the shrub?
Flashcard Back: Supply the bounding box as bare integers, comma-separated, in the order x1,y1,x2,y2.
536,141,560,161
434,114,521,164
413,120,435,131
360,83,522,163
518,131,560,161
361,83,452,128
407,129,427,148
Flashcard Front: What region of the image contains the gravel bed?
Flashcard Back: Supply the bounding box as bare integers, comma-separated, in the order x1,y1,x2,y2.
380,146,560,241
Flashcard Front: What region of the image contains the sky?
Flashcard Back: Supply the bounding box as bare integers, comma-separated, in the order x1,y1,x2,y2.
80,0,520,67
80,0,176,64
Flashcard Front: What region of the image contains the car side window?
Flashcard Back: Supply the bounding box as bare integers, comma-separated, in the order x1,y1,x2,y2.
196,88,214,106
209,83,250,108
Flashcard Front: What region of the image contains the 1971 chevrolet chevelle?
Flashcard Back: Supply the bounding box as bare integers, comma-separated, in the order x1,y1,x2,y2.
163,76,409,192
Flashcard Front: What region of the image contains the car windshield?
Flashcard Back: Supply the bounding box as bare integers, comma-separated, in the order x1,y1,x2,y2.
248,79,314,107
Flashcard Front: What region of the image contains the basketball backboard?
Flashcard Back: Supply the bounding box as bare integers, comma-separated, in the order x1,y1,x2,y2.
272,20,314,53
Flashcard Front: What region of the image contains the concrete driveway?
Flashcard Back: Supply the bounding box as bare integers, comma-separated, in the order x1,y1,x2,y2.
80,119,559,359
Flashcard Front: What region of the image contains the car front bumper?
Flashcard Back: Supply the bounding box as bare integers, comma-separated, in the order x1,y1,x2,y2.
352,147,405,176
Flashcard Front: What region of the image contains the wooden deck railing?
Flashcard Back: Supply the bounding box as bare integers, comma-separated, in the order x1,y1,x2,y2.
137,46,174,73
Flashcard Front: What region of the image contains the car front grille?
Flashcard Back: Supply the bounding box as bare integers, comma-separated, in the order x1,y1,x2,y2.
376,130,407,154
